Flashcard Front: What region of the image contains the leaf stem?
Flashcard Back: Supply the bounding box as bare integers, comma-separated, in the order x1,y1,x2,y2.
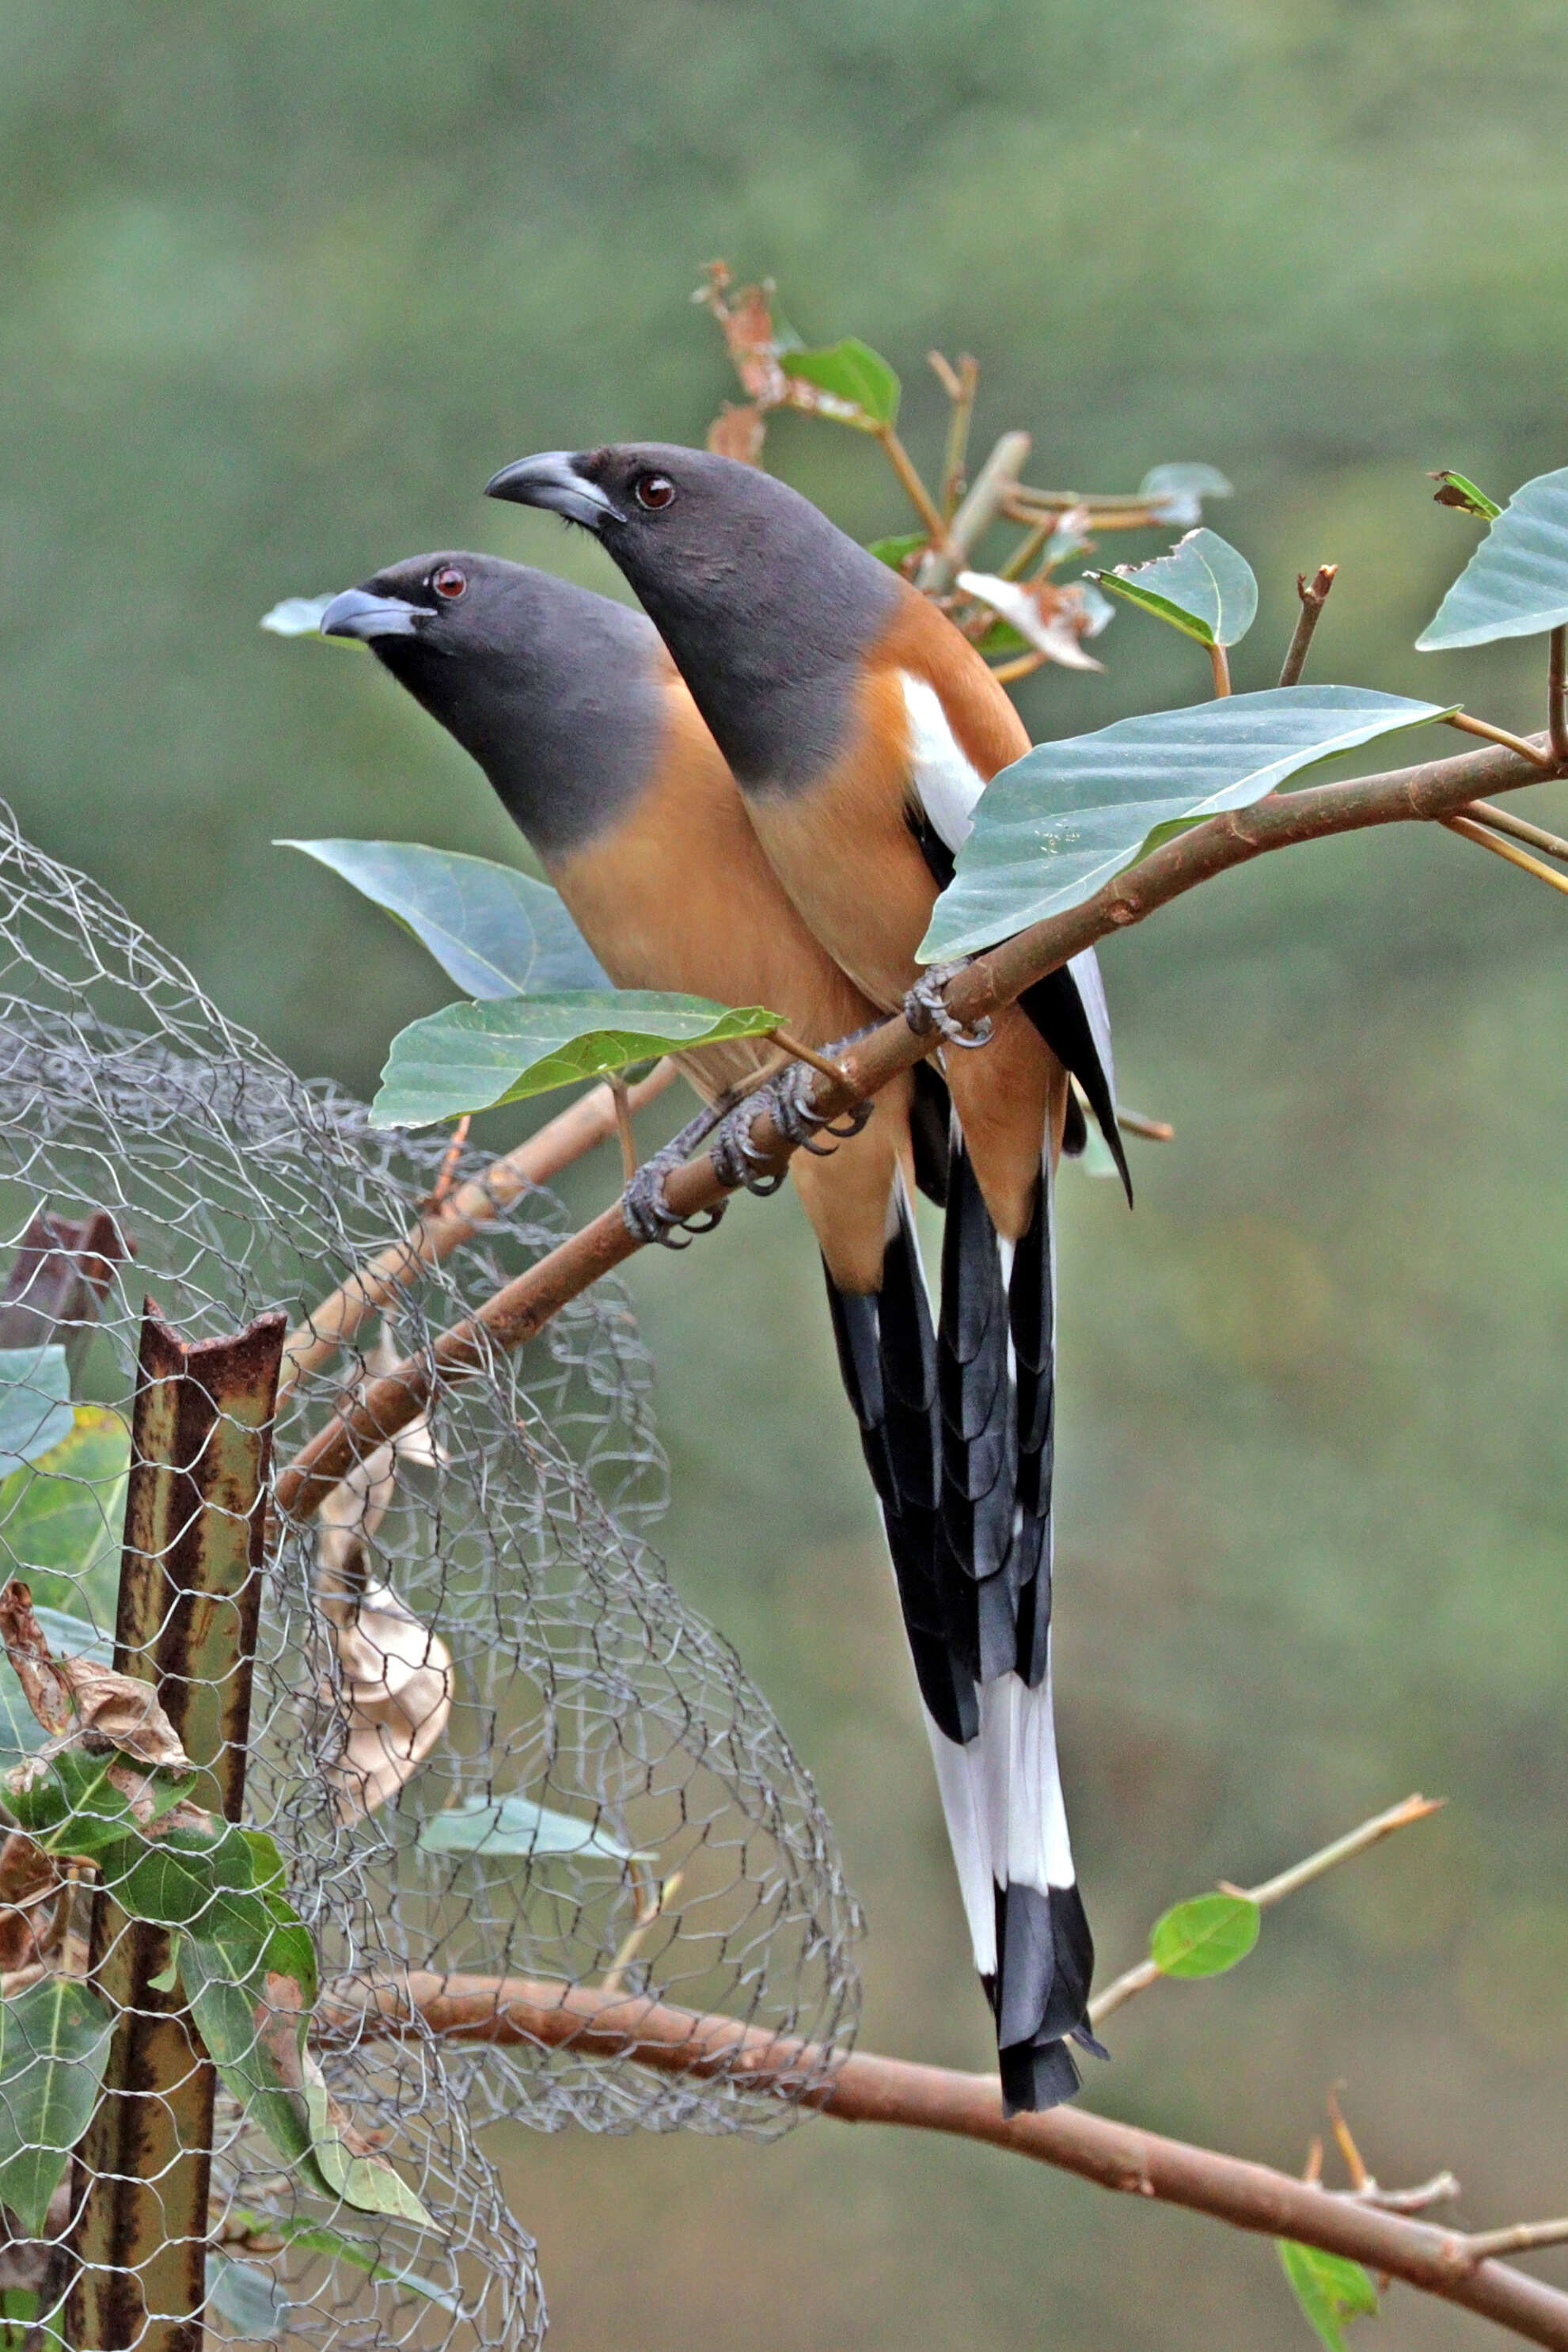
769,1028,853,1086
1443,813,1568,900
1278,564,1338,689
1551,625,1568,764
1464,800,1568,866
1444,712,1555,767
1209,642,1232,697
989,650,1049,688
606,1075,639,1184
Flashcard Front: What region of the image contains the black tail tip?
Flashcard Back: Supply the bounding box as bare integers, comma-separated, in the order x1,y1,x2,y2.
1000,2036,1083,2115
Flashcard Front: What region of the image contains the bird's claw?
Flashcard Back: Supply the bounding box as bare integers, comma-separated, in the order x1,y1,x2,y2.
712,1052,872,1197
619,1099,733,1248
904,962,994,1050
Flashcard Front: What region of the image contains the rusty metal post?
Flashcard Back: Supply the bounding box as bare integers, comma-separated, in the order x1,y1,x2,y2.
64,1302,286,2352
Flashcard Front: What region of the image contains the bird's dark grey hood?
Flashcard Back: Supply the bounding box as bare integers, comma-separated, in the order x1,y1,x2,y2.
485,441,901,795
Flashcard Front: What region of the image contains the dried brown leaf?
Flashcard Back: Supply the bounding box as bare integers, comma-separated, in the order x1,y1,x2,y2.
0,1584,74,1735
707,403,768,465
58,1661,189,1769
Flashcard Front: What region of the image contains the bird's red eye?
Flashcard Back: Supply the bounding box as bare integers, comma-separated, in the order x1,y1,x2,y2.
635,473,676,511
431,565,468,601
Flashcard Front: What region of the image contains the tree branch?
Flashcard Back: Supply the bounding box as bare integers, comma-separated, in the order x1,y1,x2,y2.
272,728,1553,1522
318,1971,1568,2350
278,1058,680,1396
1278,564,1338,689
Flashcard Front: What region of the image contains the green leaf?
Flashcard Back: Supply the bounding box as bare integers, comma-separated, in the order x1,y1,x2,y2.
302,2083,435,2230
780,338,901,429
0,1407,130,1617
1277,2240,1380,2352
416,1792,652,1864
867,531,928,570
102,1818,260,1924
178,1917,328,2198
0,1976,114,2233
1429,469,1501,522
1418,464,1568,648
260,594,348,640
0,1351,73,1484
1093,528,1258,648
8,1746,154,1858
1148,1890,1262,1978
372,990,782,1130
206,2255,291,2338
223,2207,461,2312
921,686,1454,963
280,840,609,1000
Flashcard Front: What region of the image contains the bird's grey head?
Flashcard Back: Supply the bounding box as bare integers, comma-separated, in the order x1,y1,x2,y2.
484,444,899,792
318,551,666,863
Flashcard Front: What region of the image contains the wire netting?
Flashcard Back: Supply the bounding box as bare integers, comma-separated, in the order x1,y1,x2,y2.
0,804,863,2346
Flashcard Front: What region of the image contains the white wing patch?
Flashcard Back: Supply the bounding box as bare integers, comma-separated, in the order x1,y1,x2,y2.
899,670,987,855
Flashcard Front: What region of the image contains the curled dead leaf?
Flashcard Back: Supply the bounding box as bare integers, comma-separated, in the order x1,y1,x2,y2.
0,1584,74,1735
959,569,1111,671
321,1583,452,1825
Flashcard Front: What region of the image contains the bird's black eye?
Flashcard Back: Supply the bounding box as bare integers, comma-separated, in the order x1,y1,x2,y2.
634,473,677,511
431,565,468,601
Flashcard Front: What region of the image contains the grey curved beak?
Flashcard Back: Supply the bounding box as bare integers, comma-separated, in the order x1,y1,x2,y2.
484,450,625,530
319,587,427,642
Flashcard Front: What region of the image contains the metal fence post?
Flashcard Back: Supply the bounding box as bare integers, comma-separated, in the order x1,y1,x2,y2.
64,1302,286,2352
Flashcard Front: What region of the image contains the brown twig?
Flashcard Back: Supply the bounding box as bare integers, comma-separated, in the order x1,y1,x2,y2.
1090,1795,1442,2026
932,351,979,519
317,1970,1568,2350
1209,642,1232,697
272,729,1552,1522
427,1114,471,1208
1445,712,1556,768
1443,814,1568,900
989,650,1050,688
1550,626,1568,765
1278,564,1338,689
876,426,949,541
1118,1110,1175,1144
917,431,1033,593
277,1058,681,1397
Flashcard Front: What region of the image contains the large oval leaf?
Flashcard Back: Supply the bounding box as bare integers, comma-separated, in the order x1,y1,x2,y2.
281,840,609,999
780,338,901,428
0,1405,130,1617
921,686,1453,963
0,1974,115,2233
1094,528,1258,648
1148,1890,1261,1978
0,1348,74,1483
372,991,781,1130
1417,465,1568,648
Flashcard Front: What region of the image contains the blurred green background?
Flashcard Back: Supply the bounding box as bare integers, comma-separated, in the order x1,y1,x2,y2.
7,3,1568,2343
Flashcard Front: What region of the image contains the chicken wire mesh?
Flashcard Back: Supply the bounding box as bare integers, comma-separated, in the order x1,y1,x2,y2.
0,803,864,2347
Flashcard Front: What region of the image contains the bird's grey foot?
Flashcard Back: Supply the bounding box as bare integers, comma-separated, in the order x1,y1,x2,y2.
904,962,994,1050
712,1043,873,1195
620,1102,731,1248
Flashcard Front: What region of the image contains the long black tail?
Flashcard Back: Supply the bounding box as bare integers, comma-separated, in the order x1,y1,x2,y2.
823,1155,1098,2114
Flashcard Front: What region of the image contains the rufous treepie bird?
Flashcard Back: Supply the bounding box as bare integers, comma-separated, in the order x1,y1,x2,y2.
318,554,941,1287
484,446,1126,2111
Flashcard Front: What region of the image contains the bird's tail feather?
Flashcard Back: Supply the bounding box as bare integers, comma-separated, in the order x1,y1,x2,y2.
822,1144,1095,2114
934,1132,1095,2112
